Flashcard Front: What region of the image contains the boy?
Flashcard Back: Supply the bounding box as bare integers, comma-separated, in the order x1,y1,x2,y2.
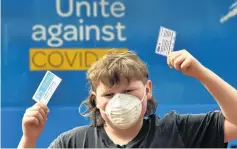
18,50,237,148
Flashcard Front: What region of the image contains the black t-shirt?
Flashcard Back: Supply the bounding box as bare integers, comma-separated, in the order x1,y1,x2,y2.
48,111,228,148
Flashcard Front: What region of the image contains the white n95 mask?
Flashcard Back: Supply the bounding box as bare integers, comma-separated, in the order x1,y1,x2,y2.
100,88,146,129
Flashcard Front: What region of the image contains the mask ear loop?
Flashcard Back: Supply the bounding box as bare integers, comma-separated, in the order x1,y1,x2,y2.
79,92,97,117
78,100,92,117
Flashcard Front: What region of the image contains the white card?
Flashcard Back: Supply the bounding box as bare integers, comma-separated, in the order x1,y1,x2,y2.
32,71,62,105
155,26,176,56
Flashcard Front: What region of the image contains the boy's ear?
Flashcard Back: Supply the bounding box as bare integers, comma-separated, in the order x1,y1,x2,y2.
89,92,97,107
146,80,152,100
92,91,98,107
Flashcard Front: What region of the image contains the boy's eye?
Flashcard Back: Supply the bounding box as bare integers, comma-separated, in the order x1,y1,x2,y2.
104,93,114,97
124,90,132,93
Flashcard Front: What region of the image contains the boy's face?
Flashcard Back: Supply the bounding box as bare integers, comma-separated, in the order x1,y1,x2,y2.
94,77,152,128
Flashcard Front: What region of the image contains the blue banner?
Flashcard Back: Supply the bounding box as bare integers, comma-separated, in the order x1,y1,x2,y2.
2,0,237,148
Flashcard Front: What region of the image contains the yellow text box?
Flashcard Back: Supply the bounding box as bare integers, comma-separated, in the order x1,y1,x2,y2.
30,48,128,71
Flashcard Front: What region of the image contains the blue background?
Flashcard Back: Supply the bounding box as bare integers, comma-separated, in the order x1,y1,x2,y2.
1,0,237,148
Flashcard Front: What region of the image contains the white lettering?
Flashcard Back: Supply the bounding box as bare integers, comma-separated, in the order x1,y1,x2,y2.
33,0,128,47
102,25,115,41
100,0,110,17
32,25,46,41
48,24,63,47
79,19,84,41
76,1,91,17
56,0,73,17
85,25,100,41
63,25,77,41
111,2,125,18
116,22,126,41
220,2,237,23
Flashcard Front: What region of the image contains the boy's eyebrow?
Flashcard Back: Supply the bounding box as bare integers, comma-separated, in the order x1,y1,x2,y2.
100,85,140,96
127,83,140,88
101,89,113,94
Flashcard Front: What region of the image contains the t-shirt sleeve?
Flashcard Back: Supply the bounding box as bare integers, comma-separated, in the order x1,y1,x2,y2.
47,126,93,148
175,111,228,148
48,134,64,148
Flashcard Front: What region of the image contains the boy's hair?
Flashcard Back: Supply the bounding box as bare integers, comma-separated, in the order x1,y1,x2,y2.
80,50,157,126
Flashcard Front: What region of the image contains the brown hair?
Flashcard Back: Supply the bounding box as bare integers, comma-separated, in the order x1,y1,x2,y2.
80,50,157,126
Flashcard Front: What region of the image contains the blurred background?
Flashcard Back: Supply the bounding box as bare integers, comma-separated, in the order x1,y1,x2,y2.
1,0,237,148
